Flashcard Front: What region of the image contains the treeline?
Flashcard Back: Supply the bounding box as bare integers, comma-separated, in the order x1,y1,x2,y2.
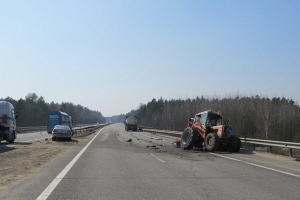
135,95,300,142
106,115,126,123
106,110,136,123
1,93,106,127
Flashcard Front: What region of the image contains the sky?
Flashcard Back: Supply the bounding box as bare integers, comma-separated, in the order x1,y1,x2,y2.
1,0,299,117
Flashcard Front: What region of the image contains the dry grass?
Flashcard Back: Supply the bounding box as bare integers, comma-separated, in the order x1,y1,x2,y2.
0,129,98,196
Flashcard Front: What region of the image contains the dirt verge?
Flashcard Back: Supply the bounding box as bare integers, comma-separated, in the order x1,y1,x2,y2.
0,129,96,196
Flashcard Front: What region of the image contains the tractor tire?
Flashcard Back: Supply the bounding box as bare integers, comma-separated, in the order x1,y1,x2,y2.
181,127,194,150
205,132,219,151
227,135,241,152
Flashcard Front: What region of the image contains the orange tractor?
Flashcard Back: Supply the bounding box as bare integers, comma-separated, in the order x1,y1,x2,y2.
181,109,241,152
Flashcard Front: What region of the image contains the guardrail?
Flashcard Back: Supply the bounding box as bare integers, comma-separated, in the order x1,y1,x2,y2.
141,128,182,137
16,126,47,133
72,124,109,137
16,124,103,134
139,127,300,157
240,138,300,157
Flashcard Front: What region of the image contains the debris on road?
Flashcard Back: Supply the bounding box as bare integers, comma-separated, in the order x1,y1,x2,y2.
172,139,181,148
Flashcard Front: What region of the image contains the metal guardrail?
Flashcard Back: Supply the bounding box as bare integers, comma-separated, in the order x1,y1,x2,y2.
16,124,103,134
138,126,154,130
16,123,110,140
16,126,47,133
141,128,182,137
139,127,300,157
240,138,300,157
72,124,108,137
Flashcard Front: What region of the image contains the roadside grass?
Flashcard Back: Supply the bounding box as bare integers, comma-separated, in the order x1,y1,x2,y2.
0,128,100,196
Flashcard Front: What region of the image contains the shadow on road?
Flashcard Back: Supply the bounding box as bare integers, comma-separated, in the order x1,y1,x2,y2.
0,145,17,153
190,148,255,155
52,138,79,143
0,141,33,153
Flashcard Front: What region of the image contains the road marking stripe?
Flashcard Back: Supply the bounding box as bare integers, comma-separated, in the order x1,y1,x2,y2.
36,128,104,200
150,153,165,163
209,152,300,178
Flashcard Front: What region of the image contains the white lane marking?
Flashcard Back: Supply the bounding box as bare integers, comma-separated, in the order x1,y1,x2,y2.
150,153,165,163
36,128,104,200
138,133,173,144
209,152,300,179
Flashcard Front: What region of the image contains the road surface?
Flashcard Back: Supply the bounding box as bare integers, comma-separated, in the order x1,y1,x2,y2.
2,123,300,200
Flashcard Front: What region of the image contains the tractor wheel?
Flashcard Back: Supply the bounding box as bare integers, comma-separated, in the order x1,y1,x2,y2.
218,143,228,151
181,127,194,150
205,132,219,151
227,135,241,152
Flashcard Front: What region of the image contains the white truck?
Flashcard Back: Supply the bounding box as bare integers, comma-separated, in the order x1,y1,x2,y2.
0,101,18,143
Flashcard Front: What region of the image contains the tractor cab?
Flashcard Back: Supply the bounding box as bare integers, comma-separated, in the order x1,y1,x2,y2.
194,110,223,129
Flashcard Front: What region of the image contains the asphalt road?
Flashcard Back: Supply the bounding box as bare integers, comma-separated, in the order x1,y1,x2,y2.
0,131,50,148
16,131,50,142
2,123,300,200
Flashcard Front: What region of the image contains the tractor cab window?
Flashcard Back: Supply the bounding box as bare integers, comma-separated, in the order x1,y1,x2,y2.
207,113,223,126
200,113,207,127
195,115,201,122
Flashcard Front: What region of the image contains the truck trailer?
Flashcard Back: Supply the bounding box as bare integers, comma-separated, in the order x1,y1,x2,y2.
47,111,73,134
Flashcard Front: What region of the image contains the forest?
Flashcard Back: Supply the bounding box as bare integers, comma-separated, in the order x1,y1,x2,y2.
135,95,300,142
1,93,106,127
2,93,300,143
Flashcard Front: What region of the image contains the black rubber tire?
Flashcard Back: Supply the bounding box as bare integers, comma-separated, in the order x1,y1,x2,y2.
52,137,56,141
205,132,219,151
227,135,241,152
218,143,228,151
8,132,15,144
181,127,194,150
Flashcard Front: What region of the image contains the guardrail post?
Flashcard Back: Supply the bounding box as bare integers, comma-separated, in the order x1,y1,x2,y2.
289,148,293,157
269,146,273,153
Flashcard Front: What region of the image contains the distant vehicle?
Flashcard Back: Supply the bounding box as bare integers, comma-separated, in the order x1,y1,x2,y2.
47,111,73,134
125,115,137,131
0,101,18,143
51,125,73,141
